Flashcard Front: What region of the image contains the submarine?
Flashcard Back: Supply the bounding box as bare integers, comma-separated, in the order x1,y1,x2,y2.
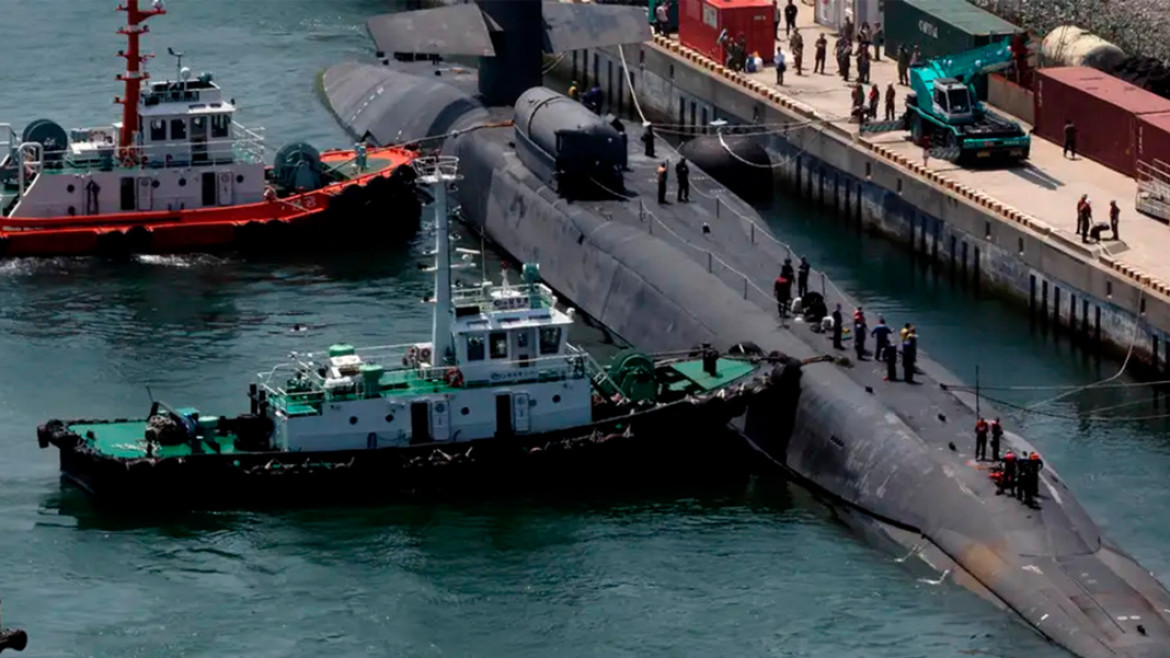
321,2,1170,655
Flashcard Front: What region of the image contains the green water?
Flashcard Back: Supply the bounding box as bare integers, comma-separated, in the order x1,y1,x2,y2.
0,2,1165,656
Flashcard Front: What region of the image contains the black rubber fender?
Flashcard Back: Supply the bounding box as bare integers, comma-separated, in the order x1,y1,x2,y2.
125,225,151,253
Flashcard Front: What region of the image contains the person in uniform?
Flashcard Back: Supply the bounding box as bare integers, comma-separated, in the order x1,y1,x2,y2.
990,418,1004,461
675,158,690,202
853,307,868,359
885,82,896,121
781,257,795,284
1110,200,1120,240
790,28,804,75
1025,452,1044,506
831,303,844,349
774,273,793,318
783,0,798,36
974,418,989,461
642,123,656,158
884,337,898,381
656,161,668,204
871,315,891,362
902,326,917,383
998,450,1016,496
814,34,827,74
797,256,810,298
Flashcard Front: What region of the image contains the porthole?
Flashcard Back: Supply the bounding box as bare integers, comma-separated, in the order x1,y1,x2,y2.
384,414,394,423
461,407,470,416
178,177,187,187
349,416,358,425
66,184,75,193
67,206,76,216
236,174,244,183
552,395,561,404
435,402,446,413
151,179,161,189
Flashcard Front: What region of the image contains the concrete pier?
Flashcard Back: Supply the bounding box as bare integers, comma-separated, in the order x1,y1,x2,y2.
555,14,1170,370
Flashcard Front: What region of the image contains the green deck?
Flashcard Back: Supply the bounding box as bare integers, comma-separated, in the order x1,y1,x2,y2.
668,358,757,391
68,421,241,459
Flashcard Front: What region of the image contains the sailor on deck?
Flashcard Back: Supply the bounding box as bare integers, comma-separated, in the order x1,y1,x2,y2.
774,273,792,318
656,161,669,204
975,418,989,461
797,256,810,298
990,418,1003,461
901,326,917,383
853,307,867,360
871,315,891,361
642,123,656,158
831,303,844,349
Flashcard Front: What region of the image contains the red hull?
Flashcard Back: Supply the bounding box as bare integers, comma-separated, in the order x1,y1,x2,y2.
0,146,418,257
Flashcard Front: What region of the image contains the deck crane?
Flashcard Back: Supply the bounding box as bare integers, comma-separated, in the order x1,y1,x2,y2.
864,39,1031,164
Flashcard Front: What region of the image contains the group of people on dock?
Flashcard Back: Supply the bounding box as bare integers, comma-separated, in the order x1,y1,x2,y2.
1075,192,1121,244
975,418,1045,507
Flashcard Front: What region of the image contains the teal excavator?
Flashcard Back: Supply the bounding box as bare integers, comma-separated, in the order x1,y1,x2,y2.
864,39,1030,164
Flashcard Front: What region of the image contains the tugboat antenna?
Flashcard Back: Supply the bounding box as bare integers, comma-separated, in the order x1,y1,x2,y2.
167,46,184,84
145,385,155,404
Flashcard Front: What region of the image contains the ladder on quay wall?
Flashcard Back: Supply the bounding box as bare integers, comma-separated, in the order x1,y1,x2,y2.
1136,159,1170,224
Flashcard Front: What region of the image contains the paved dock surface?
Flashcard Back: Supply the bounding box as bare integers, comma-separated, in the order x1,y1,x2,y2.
662,12,1170,285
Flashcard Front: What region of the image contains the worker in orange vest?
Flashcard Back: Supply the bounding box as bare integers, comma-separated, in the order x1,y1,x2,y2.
998,450,1016,496
974,418,989,461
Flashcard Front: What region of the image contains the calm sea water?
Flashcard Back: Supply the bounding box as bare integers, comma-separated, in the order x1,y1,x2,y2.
0,2,1166,656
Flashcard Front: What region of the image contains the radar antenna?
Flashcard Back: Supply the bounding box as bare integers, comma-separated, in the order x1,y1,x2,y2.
166,46,184,84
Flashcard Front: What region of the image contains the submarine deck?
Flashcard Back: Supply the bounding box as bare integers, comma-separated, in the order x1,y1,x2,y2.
473,117,1170,653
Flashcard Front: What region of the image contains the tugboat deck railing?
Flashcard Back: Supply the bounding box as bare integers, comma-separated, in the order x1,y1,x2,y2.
258,344,599,415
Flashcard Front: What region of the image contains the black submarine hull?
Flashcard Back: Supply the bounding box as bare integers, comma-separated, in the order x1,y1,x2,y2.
324,61,1170,657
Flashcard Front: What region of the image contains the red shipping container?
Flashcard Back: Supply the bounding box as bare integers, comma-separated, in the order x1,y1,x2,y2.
1033,67,1170,177
1136,112,1170,168
679,0,776,68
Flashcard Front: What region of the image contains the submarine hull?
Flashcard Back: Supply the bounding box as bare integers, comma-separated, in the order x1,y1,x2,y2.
322,61,1170,657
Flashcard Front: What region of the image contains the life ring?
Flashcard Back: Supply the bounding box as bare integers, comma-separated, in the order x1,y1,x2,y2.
420,347,432,362
304,195,317,209
446,368,464,388
405,346,418,365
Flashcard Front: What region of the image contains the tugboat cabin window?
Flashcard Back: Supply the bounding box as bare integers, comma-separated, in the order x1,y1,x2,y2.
211,115,231,139
517,330,530,349
191,116,207,138
150,119,166,141
489,332,508,359
120,177,136,211
466,335,485,361
539,327,562,355
170,118,187,141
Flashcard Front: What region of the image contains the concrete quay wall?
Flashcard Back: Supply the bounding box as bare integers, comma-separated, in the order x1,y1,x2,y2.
556,40,1170,372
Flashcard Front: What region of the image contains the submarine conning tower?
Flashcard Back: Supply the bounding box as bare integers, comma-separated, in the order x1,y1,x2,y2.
365,0,650,107
514,87,627,196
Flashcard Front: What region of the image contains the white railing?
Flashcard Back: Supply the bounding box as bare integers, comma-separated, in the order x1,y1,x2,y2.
231,121,266,163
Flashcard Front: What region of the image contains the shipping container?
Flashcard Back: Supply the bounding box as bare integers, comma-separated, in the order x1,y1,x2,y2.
1034,67,1170,177
1136,112,1170,168
883,0,1023,99
680,0,775,67
815,0,882,35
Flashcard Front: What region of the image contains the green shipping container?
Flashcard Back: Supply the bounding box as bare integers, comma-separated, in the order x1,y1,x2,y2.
883,0,1021,98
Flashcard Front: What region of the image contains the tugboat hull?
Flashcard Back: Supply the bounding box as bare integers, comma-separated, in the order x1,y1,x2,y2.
38,389,768,507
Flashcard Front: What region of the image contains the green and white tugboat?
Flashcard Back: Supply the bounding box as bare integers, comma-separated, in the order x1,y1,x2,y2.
37,157,776,505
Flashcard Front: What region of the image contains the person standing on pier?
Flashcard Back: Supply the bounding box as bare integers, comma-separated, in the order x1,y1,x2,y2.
998,450,1016,496
990,418,1003,461
791,28,804,75
654,1,670,36
774,46,787,85
857,46,871,84
784,0,798,36
774,0,782,39
675,158,690,202
1110,200,1120,240
1063,119,1077,159
897,44,910,85
781,257,795,286
832,303,844,349
868,84,880,121
871,315,891,362
814,34,827,74
975,418,989,461
836,37,852,81
872,23,883,61
642,123,656,158
656,161,669,204
797,256,810,298
885,82,897,121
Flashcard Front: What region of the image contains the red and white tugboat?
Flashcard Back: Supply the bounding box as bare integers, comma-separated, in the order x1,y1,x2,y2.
0,0,420,257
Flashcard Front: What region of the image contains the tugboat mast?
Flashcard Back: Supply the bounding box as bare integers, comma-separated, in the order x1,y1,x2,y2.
115,0,166,158
418,156,460,366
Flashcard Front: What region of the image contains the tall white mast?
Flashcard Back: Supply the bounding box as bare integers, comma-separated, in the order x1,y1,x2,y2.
416,156,460,366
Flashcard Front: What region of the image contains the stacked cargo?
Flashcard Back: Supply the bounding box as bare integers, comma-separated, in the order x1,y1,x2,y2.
1034,67,1170,177
882,0,1022,98
679,0,775,67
